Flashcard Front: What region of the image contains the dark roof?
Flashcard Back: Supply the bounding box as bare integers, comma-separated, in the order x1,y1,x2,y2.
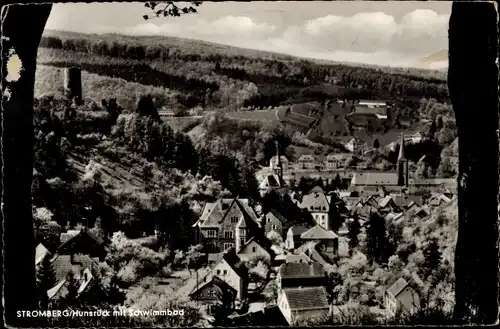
279,262,325,279
267,209,287,223
283,286,329,310
221,248,248,279
190,275,237,297
289,226,310,236
57,228,104,252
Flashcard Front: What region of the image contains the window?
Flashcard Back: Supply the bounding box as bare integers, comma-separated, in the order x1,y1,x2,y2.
207,304,216,315
272,224,278,230
224,231,234,239
239,229,246,236
252,247,256,253
240,237,246,246
208,290,217,298
223,270,228,276
207,230,216,238
267,217,271,223
230,216,239,223
216,269,221,275
223,243,234,251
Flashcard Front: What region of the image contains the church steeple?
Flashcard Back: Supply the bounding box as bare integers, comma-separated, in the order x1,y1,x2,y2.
398,132,406,161
397,133,408,187
274,140,283,182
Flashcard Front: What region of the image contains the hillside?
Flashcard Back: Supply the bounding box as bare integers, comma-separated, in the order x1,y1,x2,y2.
416,50,448,70
38,30,449,111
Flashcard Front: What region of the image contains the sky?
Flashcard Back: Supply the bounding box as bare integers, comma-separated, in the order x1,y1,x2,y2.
45,1,453,68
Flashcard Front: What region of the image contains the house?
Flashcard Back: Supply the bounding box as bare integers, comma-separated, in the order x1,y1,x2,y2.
57,228,106,261
285,253,310,264
278,286,330,325
300,225,338,256
412,206,430,219
197,248,249,300
324,153,345,170
351,172,399,187
193,198,260,254
262,209,285,237
345,138,362,153
295,242,333,267
385,278,421,317
297,155,317,170
298,191,330,230
47,258,103,304
385,212,404,224
237,237,272,263
35,243,50,266
270,155,290,172
189,276,237,315
50,254,99,284
258,174,288,197
378,195,398,213
277,262,327,290
230,305,289,326
285,226,309,250
428,193,452,208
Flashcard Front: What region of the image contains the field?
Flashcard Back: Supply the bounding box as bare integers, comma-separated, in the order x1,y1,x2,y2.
226,109,278,122
161,116,203,132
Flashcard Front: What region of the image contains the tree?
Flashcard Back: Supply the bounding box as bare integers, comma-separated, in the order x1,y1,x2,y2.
436,115,444,130
365,212,388,265
347,218,361,251
420,238,442,281
64,270,80,307
36,255,57,308
210,287,235,327
449,2,498,323
184,244,204,277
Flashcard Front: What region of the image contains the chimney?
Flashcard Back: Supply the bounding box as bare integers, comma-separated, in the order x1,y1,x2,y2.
64,67,83,105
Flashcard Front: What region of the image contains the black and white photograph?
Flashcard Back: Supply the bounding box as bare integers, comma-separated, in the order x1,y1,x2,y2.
1,0,498,327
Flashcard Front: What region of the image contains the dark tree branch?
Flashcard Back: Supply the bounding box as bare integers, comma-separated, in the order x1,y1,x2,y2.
143,1,202,20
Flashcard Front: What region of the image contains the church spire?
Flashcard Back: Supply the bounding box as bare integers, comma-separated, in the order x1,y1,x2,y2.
397,132,408,187
398,133,406,161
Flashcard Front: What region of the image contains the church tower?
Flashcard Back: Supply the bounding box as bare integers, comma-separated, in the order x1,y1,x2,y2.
274,140,284,182
397,133,409,187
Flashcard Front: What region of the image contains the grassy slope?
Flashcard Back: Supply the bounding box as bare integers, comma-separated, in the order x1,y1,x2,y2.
35,64,178,111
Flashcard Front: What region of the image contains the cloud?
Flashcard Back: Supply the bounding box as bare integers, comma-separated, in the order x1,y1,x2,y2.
283,10,448,59
121,15,277,46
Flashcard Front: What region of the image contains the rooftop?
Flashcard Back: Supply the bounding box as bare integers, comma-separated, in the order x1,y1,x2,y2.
279,262,325,279
283,286,330,310
301,225,338,240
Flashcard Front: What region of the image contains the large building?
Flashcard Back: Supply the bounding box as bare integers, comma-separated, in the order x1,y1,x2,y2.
193,198,261,254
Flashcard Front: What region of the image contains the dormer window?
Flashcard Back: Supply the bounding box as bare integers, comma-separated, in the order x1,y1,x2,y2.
230,216,239,224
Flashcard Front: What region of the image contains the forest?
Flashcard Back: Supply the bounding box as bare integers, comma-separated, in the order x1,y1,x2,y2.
38,30,449,113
